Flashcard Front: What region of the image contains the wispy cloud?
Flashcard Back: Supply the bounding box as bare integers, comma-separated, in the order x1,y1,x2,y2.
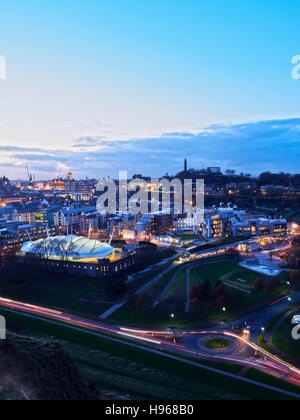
1,118,300,179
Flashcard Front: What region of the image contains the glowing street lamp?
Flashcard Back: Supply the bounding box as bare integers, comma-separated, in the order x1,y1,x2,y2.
170,313,175,319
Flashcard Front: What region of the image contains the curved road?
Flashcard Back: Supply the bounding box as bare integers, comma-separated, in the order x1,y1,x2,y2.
0,293,300,396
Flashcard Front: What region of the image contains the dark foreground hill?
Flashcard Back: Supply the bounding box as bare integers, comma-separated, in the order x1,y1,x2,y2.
0,334,99,400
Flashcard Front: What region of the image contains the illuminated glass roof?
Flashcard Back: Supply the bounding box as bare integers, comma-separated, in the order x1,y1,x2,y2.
21,235,115,259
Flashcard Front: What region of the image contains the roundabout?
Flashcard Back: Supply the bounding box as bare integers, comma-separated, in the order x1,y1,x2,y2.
204,338,231,351
196,333,240,355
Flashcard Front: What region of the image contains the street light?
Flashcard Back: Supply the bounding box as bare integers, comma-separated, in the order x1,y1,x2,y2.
261,327,265,333
222,307,227,312
170,313,175,319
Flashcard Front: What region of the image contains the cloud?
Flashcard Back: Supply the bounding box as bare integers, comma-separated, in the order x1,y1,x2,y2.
72,136,105,148
0,146,52,153
1,117,300,179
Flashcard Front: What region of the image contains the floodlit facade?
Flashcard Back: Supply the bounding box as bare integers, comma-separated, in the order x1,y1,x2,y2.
21,235,116,262
173,208,287,239
20,234,137,279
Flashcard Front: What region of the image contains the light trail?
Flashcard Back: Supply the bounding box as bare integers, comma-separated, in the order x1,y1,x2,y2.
117,331,162,345
0,297,299,384
120,327,173,335
201,330,300,378
270,296,289,306
0,297,117,335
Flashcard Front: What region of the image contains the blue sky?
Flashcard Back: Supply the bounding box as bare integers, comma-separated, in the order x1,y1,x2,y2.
0,0,300,179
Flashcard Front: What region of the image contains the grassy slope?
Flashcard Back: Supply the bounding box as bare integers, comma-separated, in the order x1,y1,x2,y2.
0,273,112,316
111,260,287,326
0,333,97,400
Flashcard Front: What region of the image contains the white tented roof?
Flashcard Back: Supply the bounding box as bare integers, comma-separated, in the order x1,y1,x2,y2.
21,235,115,259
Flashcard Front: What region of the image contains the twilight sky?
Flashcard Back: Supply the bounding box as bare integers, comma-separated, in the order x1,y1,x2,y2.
0,0,300,179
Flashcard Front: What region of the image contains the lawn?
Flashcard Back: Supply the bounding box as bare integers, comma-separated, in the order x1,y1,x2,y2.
135,266,180,304
125,261,175,292
162,269,187,302
110,267,191,326
189,261,288,315
0,256,177,319
109,260,288,327
220,268,258,289
192,262,256,286
0,272,112,316
271,312,300,362
204,338,231,350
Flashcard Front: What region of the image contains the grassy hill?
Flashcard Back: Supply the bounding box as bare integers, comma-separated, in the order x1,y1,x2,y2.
0,334,98,400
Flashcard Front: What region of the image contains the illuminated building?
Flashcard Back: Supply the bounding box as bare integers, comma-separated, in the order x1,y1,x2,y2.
49,178,65,191
54,206,99,235
20,234,137,279
0,222,59,265
21,235,116,262
137,213,172,236
173,208,287,239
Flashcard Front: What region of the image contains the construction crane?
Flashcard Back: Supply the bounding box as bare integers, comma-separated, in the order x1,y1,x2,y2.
109,228,116,245
26,164,30,181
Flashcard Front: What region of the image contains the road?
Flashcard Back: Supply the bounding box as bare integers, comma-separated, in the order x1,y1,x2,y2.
1,291,300,397
221,291,300,340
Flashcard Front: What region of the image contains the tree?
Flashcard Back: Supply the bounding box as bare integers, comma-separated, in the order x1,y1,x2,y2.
52,239,79,273
290,270,300,285
200,279,211,299
266,277,280,293
207,281,230,310
205,302,214,313
31,238,53,261
216,295,228,310
258,172,290,187
190,284,203,306
208,288,217,301
253,277,265,293
215,281,228,298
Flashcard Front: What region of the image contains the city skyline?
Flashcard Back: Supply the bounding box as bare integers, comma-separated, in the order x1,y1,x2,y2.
1,117,300,180
1,1,300,403
1,1,300,179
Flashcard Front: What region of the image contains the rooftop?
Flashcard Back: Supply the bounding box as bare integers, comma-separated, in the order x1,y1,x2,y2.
21,235,115,260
